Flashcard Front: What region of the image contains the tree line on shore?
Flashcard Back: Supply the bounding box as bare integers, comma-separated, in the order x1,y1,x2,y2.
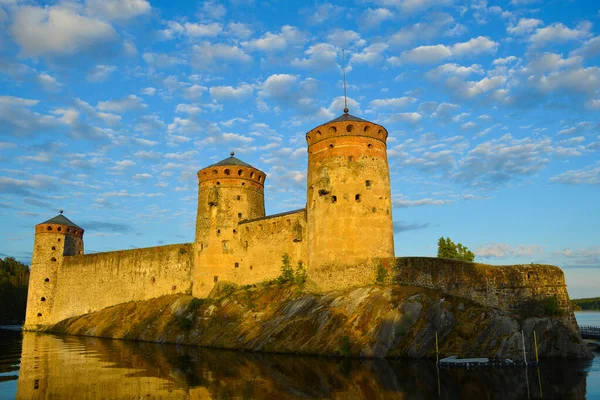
571,297,600,311
0,257,29,324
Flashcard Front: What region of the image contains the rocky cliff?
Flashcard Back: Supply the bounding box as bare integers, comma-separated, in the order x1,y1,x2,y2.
43,283,592,359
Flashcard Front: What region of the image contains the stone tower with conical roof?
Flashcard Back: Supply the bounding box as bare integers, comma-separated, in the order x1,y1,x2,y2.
193,152,267,297
25,212,84,328
305,111,395,283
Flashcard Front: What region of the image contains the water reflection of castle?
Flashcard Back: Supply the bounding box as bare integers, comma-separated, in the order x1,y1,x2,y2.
16,332,588,399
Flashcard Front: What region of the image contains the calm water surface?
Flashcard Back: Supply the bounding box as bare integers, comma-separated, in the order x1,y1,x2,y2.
0,312,597,399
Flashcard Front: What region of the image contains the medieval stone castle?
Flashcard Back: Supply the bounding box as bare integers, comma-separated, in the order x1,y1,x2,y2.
24,112,577,331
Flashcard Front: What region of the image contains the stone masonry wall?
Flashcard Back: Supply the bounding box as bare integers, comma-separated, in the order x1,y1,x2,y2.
381,257,578,330
49,243,194,325
194,209,308,297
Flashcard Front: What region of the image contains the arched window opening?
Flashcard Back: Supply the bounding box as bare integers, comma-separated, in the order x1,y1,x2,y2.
348,156,353,162
365,180,372,188
237,195,241,200
329,144,334,149
250,265,253,270
331,196,337,203
37,313,42,317
242,182,245,186
238,213,242,219
238,169,243,176
44,278,50,282
41,297,46,302
355,194,361,202
214,276,219,283
47,226,52,231
51,257,57,262
212,169,218,174
58,238,61,242
368,143,373,149
216,181,221,185
250,172,255,179
224,169,231,175
329,126,337,133
67,229,71,233
57,227,61,232
346,124,354,132
364,126,371,133
52,246,56,250
233,229,237,234
235,262,239,268
217,229,221,236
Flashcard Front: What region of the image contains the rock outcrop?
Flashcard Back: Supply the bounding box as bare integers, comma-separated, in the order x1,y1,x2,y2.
45,283,592,359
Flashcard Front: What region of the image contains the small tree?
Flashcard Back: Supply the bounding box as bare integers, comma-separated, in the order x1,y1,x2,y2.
437,237,475,262
294,261,307,288
278,253,294,283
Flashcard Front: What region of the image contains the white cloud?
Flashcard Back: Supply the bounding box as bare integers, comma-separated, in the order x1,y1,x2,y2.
37,73,61,91
184,22,223,37
426,63,484,79
142,52,184,69
183,84,207,99
431,102,460,121
10,5,118,58
570,36,600,59
507,18,543,36
369,97,417,109
306,3,344,25
362,8,394,28
326,29,364,48
141,87,156,96
390,36,497,64
549,164,600,185
242,25,305,52
227,22,253,39
190,42,251,69
393,195,452,207
529,21,592,48
386,112,422,124
351,43,389,65
475,243,544,258
85,0,151,21
199,0,226,20
450,36,498,57
87,65,117,82
210,84,254,101
292,43,338,71
97,95,147,113
380,0,452,14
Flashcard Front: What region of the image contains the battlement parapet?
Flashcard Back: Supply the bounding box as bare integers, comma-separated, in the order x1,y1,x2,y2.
198,164,265,190
35,224,84,238
306,119,388,148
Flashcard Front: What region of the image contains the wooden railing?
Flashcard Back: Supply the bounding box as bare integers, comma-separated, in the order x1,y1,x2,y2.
579,325,600,340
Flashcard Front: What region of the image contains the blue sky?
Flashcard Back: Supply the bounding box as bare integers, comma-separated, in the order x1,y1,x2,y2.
0,0,599,298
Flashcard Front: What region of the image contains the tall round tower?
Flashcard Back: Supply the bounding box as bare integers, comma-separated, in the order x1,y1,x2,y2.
306,112,394,272
24,212,84,329
193,152,266,297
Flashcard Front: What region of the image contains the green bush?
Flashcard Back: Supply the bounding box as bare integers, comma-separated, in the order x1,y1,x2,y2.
437,237,475,262
295,261,307,288
278,253,294,284
375,263,388,285
187,298,204,312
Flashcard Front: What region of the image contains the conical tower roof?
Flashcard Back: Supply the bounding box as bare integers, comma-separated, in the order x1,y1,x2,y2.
206,152,255,169
38,213,82,230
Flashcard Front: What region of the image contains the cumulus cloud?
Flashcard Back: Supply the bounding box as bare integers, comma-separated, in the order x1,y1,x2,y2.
326,29,364,48
292,43,338,71
37,73,61,91
10,4,118,58
97,95,147,113
85,0,151,21
507,18,543,36
426,63,484,79
370,97,417,109
87,65,117,82
452,134,552,187
0,96,60,137
182,84,207,99
209,84,254,101
549,164,600,185
350,43,389,65
389,36,497,64
385,112,422,124
242,25,306,52
190,42,251,70
142,52,184,69
393,195,452,207
529,21,592,48
475,243,544,258
361,8,394,28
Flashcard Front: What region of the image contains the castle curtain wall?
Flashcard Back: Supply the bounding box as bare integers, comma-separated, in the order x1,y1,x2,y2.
49,243,194,325
193,209,308,297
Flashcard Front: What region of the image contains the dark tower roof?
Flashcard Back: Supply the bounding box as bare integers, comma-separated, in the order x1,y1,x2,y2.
38,214,83,230
325,113,370,124
206,152,255,169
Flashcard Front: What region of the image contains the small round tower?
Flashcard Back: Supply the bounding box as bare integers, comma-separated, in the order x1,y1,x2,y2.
193,152,266,297
25,212,84,328
306,112,394,270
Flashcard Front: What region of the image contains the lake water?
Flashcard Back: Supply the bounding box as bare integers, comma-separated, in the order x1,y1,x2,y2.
0,312,598,399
